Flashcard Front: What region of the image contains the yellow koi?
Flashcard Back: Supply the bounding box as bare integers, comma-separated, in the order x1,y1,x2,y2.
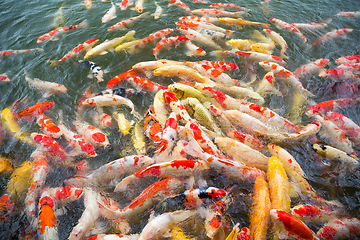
219,17,270,29
131,121,146,155
7,161,33,203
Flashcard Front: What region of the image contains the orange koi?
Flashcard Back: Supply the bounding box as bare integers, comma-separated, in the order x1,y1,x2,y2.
38,195,58,239
14,102,54,122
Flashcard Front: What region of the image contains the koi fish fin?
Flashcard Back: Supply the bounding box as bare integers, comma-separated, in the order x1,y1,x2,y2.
99,51,108,55
42,92,53,98
114,174,138,192
51,36,59,41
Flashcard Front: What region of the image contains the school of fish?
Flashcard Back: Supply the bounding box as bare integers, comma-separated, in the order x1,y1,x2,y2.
1,0,360,239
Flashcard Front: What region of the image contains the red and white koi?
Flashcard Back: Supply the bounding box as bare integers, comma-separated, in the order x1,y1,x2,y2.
291,204,338,224
0,73,10,82
86,234,139,240
319,68,360,82
130,28,174,52
270,18,307,44
167,0,192,14
153,36,189,58
176,20,233,35
178,15,221,24
294,58,330,78
315,115,356,156
49,39,99,66
210,3,250,11
185,41,206,57
154,112,178,162
197,60,238,72
24,73,67,98
117,0,134,10
31,133,74,166
226,129,265,152
36,114,62,138
84,0,92,9
213,50,286,66
335,54,360,65
102,2,117,23
270,209,317,240
316,217,360,240
74,118,110,148
335,11,360,18
138,210,196,240
134,0,145,12
108,12,149,31
79,60,105,82
191,8,245,18
326,111,360,144
37,20,88,43
306,98,359,117
125,75,167,95
284,121,321,142
25,153,49,227
0,48,43,57
256,71,281,97
262,29,288,58
312,28,353,46
259,61,314,97
177,27,222,50
337,63,360,75
290,20,332,32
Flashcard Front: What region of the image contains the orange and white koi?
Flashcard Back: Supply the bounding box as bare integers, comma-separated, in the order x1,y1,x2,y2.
102,2,117,23
215,137,269,170
319,68,360,82
106,69,142,89
249,176,271,240
31,133,74,166
37,20,88,43
68,155,155,188
167,0,192,14
130,28,174,52
183,135,266,182
316,217,360,240
226,129,265,152
176,20,233,35
177,27,222,50
49,39,99,66
185,41,207,57
191,9,245,18
14,101,55,122
197,60,238,72
134,0,145,12
84,30,135,59
284,121,321,142
290,20,332,32
153,65,216,86
268,143,316,197
270,209,317,240
74,118,110,148
108,12,149,31
326,111,360,144
100,178,183,219
36,114,62,139
311,144,359,172
37,193,59,240
210,3,250,11
0,108,34,145
153,89,170,128
336,11,360,18
263,29,288,58
213,50,286,66
259,61,314,97
0,48,43,57
218,17,270,29
144,106,163,143
178,15,221,24
117,0,134,10
312,28,353,46
269,18,307,44
294,58,330,78
138,210,197,240
335,54,360,64
124,75,167,95
337,63,360,75
25,153,49,227
0,73,10,82
290,204,338,224
153,36,189,58
154,112,178,162
256,71,281,97
306,98,359,117
84,0,92,9
24,73,68,98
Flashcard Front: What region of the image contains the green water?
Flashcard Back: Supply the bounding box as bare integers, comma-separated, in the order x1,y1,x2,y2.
1,0,360,238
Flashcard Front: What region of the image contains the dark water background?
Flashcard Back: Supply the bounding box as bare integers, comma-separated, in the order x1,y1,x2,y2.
1,0,360,238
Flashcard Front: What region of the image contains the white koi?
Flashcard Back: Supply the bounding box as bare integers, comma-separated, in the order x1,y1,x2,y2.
102,2,117,23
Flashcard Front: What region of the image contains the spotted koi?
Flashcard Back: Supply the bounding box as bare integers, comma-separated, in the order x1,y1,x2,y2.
108,12,149,31
191,9,245,18
124,75,167,95
213,50,286,66
36,114,62,138
37,20,88,43
0,48,43,57
316,217,360,240
294,58,330,78
263,29,288,58
319,68,360,82
291,204,338,224
312,28,353,46
335,54,360,65
74,118,110,148
129,28,174,52
326,111,360,145
210,3,250,11
269,18,307,44
226,129,265,152
177,27,222,50
167,0,192,14
153,36,189,59
106,69,142,89
185,41,206,57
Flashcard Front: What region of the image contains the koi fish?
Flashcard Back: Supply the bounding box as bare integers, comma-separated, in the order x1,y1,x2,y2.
316,217,360,239
106,69,143,89
49,38,99,66
227,39,255,50
270,17,307,43
270,209,317,240
178,15,221,24
336,11,360,18
36,114,62,138
171,226,194,240
84,0,92,9
0,73,10,82
84,30,135,59
124,75,167,95
214,84,264,104
130,28,174,53
218,17,270,29
153,1,166,19
134,0,145,12
153,36,189,59
226,129,265,152
117,0,134,10
144,106,163,143
290,20,332,32
114,39,142,52
0,157,14,175
86,234,140,240
0,48,43,57
102,2,117,23
6,160,33,203
335,54,360,64
290,204,338,224
191,9,245,18
95,87,145,100
24,72,68,98
52,3,66,28
177,27,222,50
312,28,353,46
197,60,238,72
306,98,359,117
79,60,105,82
259,61,314,97
284,121,321,142
326,111,360,145
14,101,55,122
74,117,110,148
319,68,360,82
249,176,271,240
153,89,169,128
108,12,149,31
213,50,286,66
210,3,250,11
256,71,282,97
337,63,360,75
176,20,233,35
37,193,59,240
167,0,192,14
294,58,330,78
131,121,146,155
37,20,88,43
262,29,287,58
185,41,206,57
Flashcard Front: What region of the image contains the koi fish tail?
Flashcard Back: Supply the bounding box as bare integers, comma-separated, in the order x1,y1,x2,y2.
280,52,288,59
48,60,61,67
78,19,89,29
